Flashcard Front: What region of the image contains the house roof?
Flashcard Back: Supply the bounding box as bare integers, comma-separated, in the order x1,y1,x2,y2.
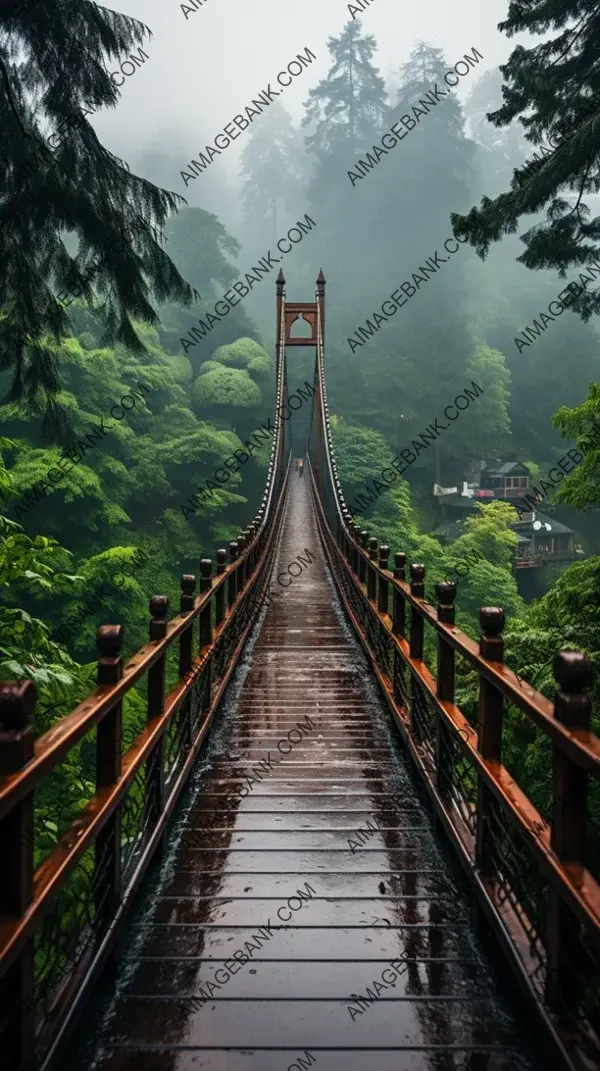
527,510,575,536
485,460,530,476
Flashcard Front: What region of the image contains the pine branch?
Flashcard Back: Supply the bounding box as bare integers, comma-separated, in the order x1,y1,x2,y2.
0,52,27,141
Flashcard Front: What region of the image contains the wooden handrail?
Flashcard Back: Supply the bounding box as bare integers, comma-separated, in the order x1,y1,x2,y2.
0,535,262,820
0,291,293,1068
0,449,293,977
305,316,600,1070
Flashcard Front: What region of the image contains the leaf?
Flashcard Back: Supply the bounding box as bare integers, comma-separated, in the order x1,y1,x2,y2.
1,659,27,675
48,670,75,685
30,668,52,684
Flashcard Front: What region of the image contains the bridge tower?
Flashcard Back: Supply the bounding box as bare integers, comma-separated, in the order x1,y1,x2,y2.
276,268,325,486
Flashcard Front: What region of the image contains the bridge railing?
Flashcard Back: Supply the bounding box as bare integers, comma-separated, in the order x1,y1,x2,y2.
306,331,600,1069
0,336,291,1069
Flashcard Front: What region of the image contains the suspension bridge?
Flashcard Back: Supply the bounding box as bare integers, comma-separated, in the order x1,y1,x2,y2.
0,271,599,1070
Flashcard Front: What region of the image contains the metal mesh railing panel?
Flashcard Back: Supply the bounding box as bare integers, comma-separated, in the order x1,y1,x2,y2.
486,794,548,996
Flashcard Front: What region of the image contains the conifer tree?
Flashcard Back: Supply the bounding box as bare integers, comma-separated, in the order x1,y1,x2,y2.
362,41,478,462
302,20,388,178
240,102,305,249
452,0,600,322
0,0,196,411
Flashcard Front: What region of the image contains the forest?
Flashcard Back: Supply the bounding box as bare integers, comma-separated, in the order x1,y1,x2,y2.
1,0,599,867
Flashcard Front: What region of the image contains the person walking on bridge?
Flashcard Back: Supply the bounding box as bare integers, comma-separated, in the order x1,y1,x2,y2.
297,458,304,478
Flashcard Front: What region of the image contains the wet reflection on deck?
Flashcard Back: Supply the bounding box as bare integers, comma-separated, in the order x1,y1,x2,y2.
71,473,536,1071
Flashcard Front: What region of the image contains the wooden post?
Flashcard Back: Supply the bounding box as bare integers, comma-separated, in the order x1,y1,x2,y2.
215,550,227,628
435,582,456,791
241,531,251,584
199,559,214,723
236,535,246,600
358,531,369,585
378,545,389,615
228,542,238,610
199,559,213,650
392,553,406,709
546,651,594,1009
475,607,505,876
393,553,406,636
254,513,263,564
409,564,425,738
0,681,36,1071
179,575,196,751
367,538,378,601
147,596,168,832
95,625,124,934
341,512,351,562
245,527,256,582
349,522,359,574
409,564,425,656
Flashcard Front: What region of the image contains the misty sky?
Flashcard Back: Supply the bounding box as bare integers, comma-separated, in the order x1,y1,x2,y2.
96,0,531,198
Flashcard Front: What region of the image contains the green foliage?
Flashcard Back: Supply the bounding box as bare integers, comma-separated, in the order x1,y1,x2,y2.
453,0,600,324
428,501,523,631
213,338,271,370
0,561,89,755
451,558,524,635
192,365,263,409
501,556,600,828
455,500,520,568
0,444,83,706
463,346,512,457
164,354,194,384
1,3,197,408
0,318,273,666
157,208,260,363
366,483,445,576
552,383,600,509
330,416,392,492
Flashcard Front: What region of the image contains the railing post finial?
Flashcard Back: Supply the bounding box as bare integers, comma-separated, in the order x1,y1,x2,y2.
394,552,406,581
97,624,124,685
180,574,196,614
436,581,456,625
149,596,169,642
479,607,505,662
553,650,594,728
410,563,425,599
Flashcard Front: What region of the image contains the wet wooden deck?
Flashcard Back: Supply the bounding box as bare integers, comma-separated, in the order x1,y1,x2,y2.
72,472,536,1071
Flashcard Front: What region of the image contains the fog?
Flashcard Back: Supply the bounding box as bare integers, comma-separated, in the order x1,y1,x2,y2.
97,0,526,218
